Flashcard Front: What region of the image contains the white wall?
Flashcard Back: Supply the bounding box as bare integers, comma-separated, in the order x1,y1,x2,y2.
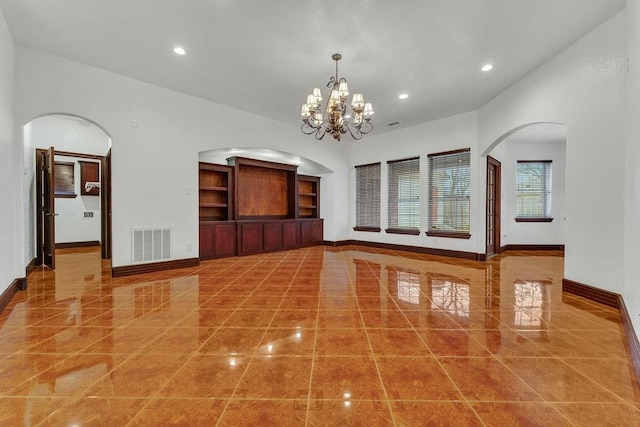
349,111,480,253
624,0,640,336
15,48,351,268
51,155,101,244
478,11,627,293
0,7,17,293
501,140,566,246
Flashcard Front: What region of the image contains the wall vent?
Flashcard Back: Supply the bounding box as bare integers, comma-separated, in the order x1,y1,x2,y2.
132,228,171,263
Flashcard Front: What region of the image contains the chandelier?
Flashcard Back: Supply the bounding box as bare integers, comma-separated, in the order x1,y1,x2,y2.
301,53,374,141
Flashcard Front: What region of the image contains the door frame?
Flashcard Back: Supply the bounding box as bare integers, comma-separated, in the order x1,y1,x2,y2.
486,156,502,257
35,148,112,266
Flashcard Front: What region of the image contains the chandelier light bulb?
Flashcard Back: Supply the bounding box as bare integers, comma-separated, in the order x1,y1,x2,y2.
312,88,323,102
363,103,374,116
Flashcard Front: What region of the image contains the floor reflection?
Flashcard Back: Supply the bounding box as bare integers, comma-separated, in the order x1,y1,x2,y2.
0,246,638,426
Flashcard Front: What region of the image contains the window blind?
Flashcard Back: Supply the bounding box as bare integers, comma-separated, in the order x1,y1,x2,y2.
355,162,381,230
516,161,552,219
428,149,470,234
387,157,420,231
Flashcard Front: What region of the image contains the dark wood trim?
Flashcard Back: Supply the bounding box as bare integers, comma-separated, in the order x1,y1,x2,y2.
353,226,381,232
112,257,200,277
486,156,501,257
517,160,553,164
227,156,299,171
354,162,381,169
426,231,471,239
619,296,640,384
427,147,470,158
503,244,565,251
515,217,554,223
25,258,37,277
385,228,420,236
55,150,104,160
54,193,77,198
387,156,420,164
562,278,619,308
323,239,482,261
55,241,100,249
0,278,23,314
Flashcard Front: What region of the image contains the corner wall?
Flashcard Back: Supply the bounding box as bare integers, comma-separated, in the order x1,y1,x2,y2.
478,11,627,293
624,0,640,337
0,7,18,293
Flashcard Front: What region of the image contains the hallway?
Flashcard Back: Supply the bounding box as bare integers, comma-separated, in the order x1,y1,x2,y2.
1,247,639,426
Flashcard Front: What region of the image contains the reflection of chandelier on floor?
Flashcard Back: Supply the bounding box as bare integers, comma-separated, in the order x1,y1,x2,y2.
301,53,374,141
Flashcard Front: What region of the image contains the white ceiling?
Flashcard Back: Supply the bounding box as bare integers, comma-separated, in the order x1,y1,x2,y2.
0,0,626,136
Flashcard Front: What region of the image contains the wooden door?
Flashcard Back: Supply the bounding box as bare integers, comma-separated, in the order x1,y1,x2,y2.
43,147,56,269
486,157,501,257
101,149,112,259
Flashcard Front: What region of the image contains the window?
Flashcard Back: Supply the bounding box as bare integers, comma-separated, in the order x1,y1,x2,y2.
54,161,76,198
387,157,420,234
354,162,381,231
516,161,552,222
427,149,470,238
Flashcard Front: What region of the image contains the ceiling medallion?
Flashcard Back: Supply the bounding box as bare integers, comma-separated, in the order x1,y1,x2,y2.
301,53,374,141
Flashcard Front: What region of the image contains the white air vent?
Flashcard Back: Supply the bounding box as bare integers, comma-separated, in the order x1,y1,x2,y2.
132,228,171,263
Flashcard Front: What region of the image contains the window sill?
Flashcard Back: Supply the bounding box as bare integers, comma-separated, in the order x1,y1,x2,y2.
353,226,381,233
426,231,471,239
515,218,554,223
385,228,420,236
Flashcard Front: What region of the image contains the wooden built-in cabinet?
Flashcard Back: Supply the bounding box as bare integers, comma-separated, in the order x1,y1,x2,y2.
199,163,233,221
199,157,323,260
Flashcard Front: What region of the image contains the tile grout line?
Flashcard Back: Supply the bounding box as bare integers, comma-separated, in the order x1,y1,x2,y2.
348,254,398,427
123,255,252,427
214,248,307,427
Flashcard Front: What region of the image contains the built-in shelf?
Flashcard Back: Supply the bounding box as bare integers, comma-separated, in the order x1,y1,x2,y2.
297,175,320,219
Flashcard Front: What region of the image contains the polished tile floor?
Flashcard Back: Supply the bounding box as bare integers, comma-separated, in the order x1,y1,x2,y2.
1,246,639,426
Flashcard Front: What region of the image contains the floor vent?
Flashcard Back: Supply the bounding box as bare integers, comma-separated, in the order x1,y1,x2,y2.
132,228,171,263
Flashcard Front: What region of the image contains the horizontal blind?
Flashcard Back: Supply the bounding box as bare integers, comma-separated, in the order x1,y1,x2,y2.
516,161,552,218
428,149,470,233
388,157,420,230
355,163,381,229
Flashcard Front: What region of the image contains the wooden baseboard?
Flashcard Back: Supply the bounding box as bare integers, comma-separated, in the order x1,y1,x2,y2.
618,296,640,384
0,278,24,314
323,240,483,261
112,257,200,277
25,258,37,277
55,240,100,249
562,278,619,308
502,244,565,252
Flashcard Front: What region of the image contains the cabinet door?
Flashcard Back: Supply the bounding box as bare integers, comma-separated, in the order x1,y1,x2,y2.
263,222,283,251
199,224,215,259
214,223,236,257
239,223,264,255
282,222,300,249
300,220,323,246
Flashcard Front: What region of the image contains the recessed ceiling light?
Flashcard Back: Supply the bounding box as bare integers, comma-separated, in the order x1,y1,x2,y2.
399,93,409,99
173,47,186,55
482,64,493,72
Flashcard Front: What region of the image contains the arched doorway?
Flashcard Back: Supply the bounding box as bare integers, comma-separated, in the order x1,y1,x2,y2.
483,122,567,256
24,114,112,269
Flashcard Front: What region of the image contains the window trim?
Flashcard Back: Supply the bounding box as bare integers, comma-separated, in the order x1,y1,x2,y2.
515,160,553,222
427,148,471,239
